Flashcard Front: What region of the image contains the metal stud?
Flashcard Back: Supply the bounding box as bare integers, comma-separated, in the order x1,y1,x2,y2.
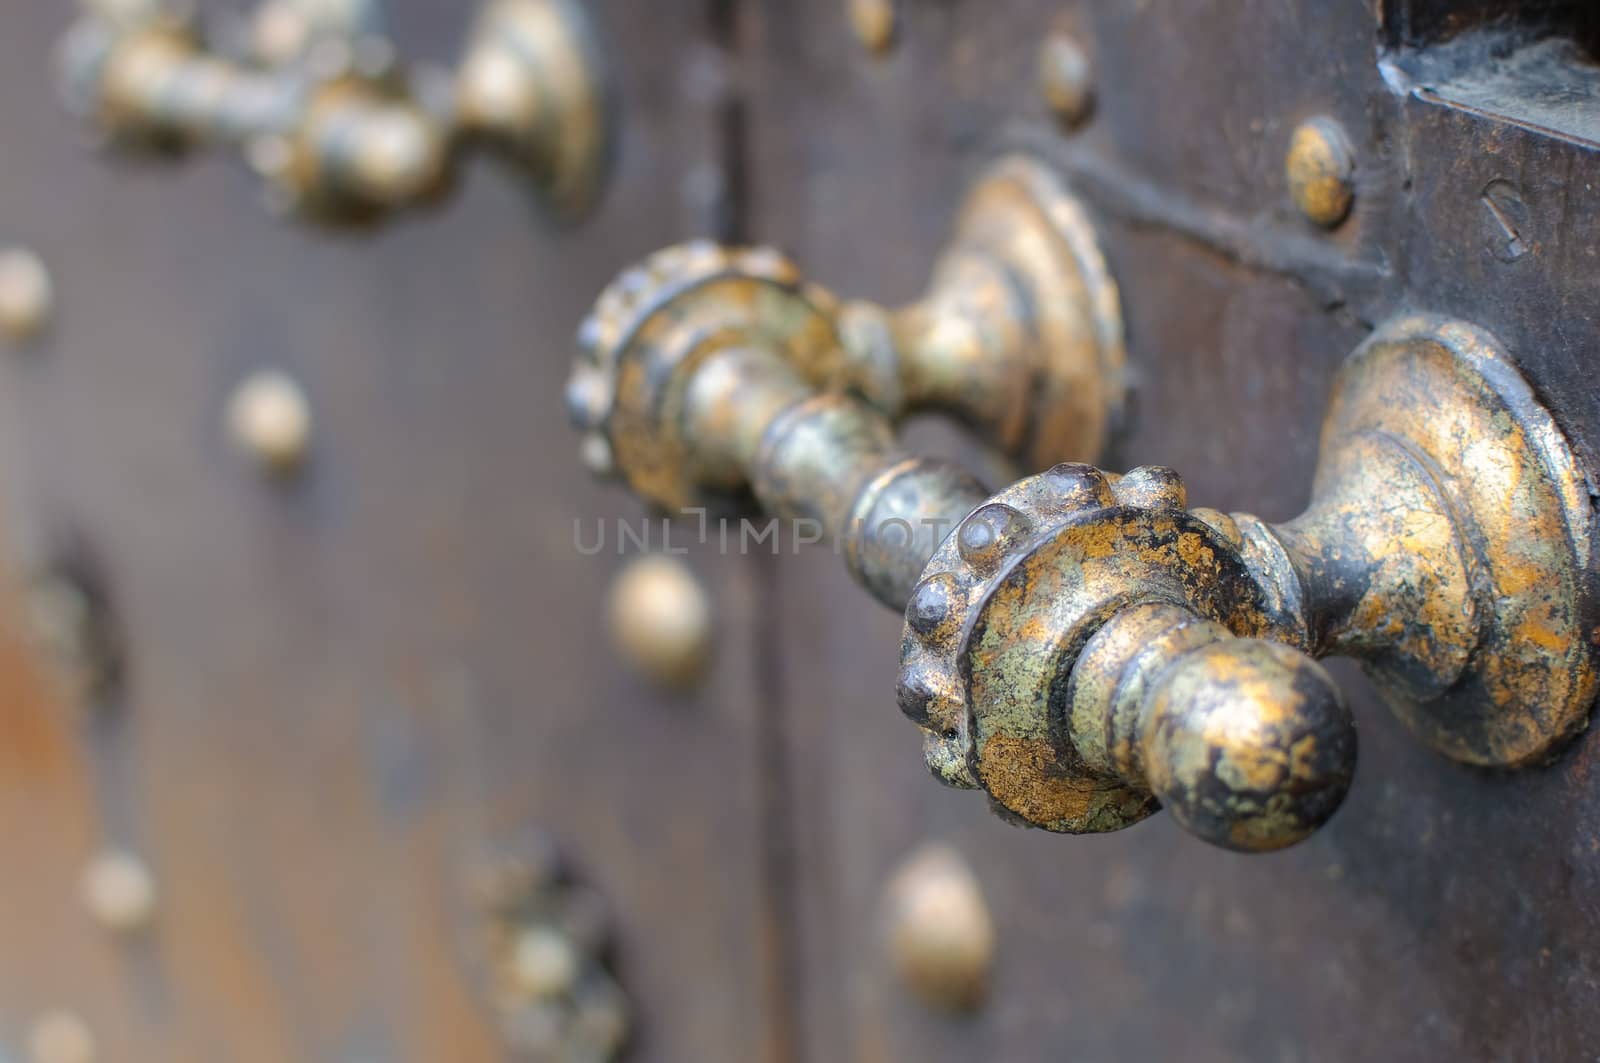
1286,116,1356,228
226,368,312,475
607,555,712,690
81,850,158,934
509,925,580,998
1039,32,1094,127
882,843,994,1012
0,247,54,343
848,0,896,55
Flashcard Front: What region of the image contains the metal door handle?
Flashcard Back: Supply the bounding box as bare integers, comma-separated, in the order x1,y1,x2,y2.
567,156,1597,852
58,0,608,225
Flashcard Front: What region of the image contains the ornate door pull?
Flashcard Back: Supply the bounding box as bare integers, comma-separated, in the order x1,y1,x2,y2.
58,0,608,225
568,155,1597,852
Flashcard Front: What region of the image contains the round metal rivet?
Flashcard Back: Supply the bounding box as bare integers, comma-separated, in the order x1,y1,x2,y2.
580,433,616,478
883,844,994,1012
906,573,956,640
81,850,157,933
1039,33,1094,127
955,503,1030,575
849,0,896,54
0,247,54,343
608,555,712,690
1286,116,1356,227
509,925,580,999
227,369,312,474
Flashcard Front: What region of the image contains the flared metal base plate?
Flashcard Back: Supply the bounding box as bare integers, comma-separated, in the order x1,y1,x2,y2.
1325,315,1598,766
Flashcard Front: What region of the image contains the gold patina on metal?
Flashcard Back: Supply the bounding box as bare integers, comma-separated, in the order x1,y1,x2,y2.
571,156,1597,852
57,0,610,224
568,154,1125,514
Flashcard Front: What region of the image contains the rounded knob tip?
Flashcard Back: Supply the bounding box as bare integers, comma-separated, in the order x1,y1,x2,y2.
1142,639,1356,852
348,108,448,206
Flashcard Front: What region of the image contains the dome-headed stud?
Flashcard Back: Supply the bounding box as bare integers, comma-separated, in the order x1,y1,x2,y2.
226,368,312,475
1039,462,1116,511
955,503,1032,576
81,850,158,934
882,844,994,1013
565,364,610,430
1286,116,1356,228
607,555,713,690
1112,465,1187,511
905,571,960,642
0,246,54,343
895,659,949,725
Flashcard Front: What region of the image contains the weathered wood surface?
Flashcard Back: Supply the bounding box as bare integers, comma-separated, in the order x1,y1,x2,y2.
0,2,785,1060
743,2,1600,1060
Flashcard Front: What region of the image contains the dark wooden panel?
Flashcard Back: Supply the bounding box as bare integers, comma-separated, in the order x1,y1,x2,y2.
740,1,1600,1060
0,2,783,1060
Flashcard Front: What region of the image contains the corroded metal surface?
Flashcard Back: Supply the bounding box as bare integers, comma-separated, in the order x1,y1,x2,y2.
897,314,1595,849
456,0,611,219
743,0,1600,1057
1278,314,1598,765
836,155,1125,471
56,0,609,224
1284,116,1355,228
568,156,1121,606
569,155,1123,498
899,464,1354,851
574,219,1596,852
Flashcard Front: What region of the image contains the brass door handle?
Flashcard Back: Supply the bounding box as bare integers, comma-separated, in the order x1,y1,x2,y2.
568,156,1598,852
568,155,1127,606
58,0,608,225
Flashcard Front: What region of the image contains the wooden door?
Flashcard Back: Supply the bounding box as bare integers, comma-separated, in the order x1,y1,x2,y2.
0,2,789,1060
0,1,1598,1061
739,2,1600,1061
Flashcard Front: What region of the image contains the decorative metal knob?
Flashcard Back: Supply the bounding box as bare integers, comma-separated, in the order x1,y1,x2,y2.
568,155,1126,605
57,0,608,225
898,464,1356,850
569,155,1597,852
899,315,1597,850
